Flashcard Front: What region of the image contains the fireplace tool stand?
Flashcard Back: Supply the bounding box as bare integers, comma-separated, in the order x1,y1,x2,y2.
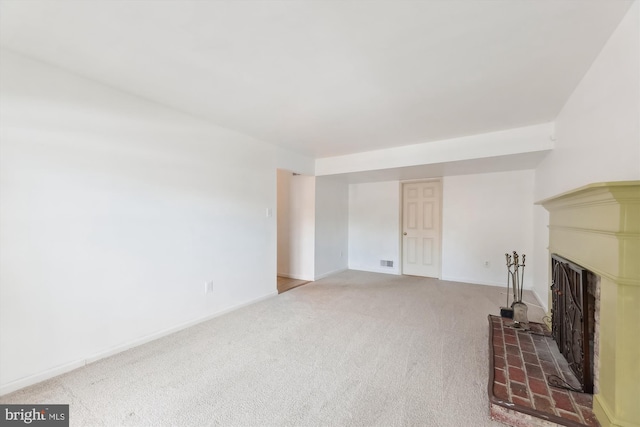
501,251,528,328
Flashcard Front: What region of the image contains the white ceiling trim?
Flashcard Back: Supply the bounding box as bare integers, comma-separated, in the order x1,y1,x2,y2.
316,122,554,176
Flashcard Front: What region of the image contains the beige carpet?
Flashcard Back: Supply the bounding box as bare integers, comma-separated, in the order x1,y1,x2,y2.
1,270,544,426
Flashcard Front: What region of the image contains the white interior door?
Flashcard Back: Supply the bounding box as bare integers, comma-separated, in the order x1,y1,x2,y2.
402,181,442,278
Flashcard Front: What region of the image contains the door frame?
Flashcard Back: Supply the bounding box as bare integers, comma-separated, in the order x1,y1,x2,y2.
400,178,443,279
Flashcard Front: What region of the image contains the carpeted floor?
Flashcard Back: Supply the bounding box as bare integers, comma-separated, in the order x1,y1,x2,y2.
1,270,545,426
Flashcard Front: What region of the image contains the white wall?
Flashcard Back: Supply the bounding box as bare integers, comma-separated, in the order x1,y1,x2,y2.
276,171,316,281
314,176,349,279
532,2,640,309
276,169,292,276
535,2,639,202
0,49,313,394
348,171,535,288
348,181,401,274
532,206,550,311
283,174,316,281
278,173,348,281
441,171,535,289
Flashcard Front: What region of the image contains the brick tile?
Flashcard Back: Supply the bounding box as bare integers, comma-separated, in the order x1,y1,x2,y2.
531,334,547,343
540,361,559,377
519,342,535,353
533,339,550,349
527,377,549,396
506,354,523,368
504,334,518,345
488,316,596,426
508,366,526,383
512,396,532,408
552,390,576,413
505,344,520,355
533,394,554,413
518,333,533,344
522,351,538,364
494,355,506,369
510,381,529,399
524,363,544,379
571,391,593,408
494,382,509,400
557,409,582,423
580,406,600,427
537,350,554,362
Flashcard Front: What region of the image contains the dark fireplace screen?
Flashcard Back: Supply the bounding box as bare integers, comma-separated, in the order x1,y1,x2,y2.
551,254,596,394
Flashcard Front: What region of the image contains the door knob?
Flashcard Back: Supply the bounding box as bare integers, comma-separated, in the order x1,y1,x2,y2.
403,232,407,235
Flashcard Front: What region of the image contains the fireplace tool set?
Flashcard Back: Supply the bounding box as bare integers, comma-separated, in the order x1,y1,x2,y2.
500,251,528,327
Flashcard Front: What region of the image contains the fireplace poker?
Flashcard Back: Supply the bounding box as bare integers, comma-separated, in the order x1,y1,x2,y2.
520,254,526,301
505,253,511,307
501,253,514,318
511,254,518,303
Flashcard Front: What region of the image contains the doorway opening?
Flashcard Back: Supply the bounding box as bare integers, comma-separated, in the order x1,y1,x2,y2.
276,169,314,293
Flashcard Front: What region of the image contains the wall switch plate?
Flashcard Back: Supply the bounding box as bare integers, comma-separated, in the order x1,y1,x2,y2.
205,281,214,294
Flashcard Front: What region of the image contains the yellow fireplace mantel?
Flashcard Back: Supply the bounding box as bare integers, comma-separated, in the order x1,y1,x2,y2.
538,181,640,427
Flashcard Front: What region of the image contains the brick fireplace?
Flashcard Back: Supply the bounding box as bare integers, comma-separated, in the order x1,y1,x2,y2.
539,181,640,427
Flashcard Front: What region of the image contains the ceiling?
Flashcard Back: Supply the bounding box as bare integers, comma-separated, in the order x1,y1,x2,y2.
0,0,633,159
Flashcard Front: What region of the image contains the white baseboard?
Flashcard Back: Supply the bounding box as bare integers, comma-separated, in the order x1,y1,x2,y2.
0,291,277,396
0,359,86,397
314,267,348,281
348,266,401,276
531,288,549,313
440,275,503,287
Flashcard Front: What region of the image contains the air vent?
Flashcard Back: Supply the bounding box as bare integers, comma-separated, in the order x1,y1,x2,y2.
380,260,394,267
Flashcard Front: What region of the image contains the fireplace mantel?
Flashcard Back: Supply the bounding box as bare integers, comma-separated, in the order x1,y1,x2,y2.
538,181,640,427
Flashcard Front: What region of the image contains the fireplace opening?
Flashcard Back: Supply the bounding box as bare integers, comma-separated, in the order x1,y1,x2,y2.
551,254,597,394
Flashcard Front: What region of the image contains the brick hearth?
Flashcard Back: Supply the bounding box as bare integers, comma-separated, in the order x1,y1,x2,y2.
488,315,599,427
